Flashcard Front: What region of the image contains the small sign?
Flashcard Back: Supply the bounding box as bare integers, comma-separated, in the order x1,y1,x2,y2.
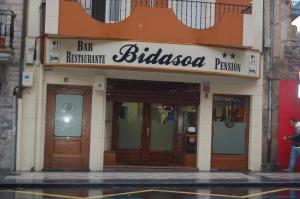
62,103,76,113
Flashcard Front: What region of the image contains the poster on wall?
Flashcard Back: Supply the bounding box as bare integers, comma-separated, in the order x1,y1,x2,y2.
45,38,261,78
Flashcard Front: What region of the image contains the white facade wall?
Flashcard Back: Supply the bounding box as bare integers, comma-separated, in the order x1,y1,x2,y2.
17,67,263,171
243,0,264,51
17,0,264,171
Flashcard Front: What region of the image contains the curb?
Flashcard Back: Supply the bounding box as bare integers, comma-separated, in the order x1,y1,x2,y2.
1,181,300,188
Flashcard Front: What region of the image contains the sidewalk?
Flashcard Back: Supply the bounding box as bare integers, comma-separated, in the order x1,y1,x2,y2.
1,172,300,188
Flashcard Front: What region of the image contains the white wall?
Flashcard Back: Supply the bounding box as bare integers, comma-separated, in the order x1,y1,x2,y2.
243,0,264,51
45,0,59,34
17,67,107,171
17,0,45,170
17,63,263,171
17,0,263,171
27,0,41,37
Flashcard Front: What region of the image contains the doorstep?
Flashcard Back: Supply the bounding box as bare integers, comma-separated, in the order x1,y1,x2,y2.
103,165,199,172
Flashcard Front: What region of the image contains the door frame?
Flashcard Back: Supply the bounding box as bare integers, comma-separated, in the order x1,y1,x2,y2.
210,94,250,171
44,84,92,170
107,79,200,166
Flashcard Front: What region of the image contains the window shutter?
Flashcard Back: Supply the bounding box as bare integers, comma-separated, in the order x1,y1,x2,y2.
92,0,106,22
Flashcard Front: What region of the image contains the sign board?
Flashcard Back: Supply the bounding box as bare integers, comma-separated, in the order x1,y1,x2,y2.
45,38,260,78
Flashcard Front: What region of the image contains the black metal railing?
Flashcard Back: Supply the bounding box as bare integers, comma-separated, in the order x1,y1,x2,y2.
0,9,16,49
292,0,300,10
79,0,251,29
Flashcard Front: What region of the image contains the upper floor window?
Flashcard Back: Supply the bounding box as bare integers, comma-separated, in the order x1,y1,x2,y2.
107,0,121,22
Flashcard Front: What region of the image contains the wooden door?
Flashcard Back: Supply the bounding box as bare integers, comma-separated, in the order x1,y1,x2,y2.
211,95,249,171
44,85,92,170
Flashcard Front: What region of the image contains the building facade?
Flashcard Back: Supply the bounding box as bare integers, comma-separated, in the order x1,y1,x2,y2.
0,0,22,170
16,0,264,171
262,0,300,170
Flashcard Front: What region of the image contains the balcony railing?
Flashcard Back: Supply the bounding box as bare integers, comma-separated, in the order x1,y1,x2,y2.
79,0,252,29
0,9,16,49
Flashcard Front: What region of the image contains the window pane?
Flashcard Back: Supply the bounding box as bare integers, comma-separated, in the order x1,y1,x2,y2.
181,106,197,154
150,104,174,151
54,94,83,137
182,106,197,134
212,96,246,155
109,0,120,21
118,102,143,150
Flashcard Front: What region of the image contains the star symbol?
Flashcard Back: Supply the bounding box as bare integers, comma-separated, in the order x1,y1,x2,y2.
230,53,235,59
222,52,227,58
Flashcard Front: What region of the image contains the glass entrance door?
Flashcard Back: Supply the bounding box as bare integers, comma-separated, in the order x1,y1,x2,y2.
148,104,176,164
211,95,249,171
118,102,143,150
115,102,176,165
116,102,144,164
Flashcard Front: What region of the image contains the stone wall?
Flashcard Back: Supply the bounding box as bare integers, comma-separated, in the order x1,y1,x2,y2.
0,0,23,170
262,0,299,170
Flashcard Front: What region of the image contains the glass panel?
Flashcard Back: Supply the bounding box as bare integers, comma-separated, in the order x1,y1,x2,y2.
150,104,175,151
54,94,83,137
118,102,143,150
212,96,246,155
108,0,121,22
181,106,198,154
182,106,197,134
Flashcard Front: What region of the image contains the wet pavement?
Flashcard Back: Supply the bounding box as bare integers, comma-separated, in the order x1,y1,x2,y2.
1,187,300,198
1,172,300,198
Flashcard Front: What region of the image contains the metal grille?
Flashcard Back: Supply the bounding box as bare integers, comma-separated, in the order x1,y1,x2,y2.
78,0,251,29
0,9,16,49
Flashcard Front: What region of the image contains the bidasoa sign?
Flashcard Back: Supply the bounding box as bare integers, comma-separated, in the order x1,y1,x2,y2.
45,39,260,78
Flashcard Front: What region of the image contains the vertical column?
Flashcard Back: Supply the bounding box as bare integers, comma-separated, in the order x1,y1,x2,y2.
45,0,59,34
33,66,45,170
197,84,213,171
248,95,263,171
89,76,106,171
16,66,37,171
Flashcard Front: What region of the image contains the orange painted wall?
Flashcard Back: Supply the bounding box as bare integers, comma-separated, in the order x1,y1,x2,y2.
57,0,245,48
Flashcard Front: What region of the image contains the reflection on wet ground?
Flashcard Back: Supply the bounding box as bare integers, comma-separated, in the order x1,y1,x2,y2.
0,188,300,199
